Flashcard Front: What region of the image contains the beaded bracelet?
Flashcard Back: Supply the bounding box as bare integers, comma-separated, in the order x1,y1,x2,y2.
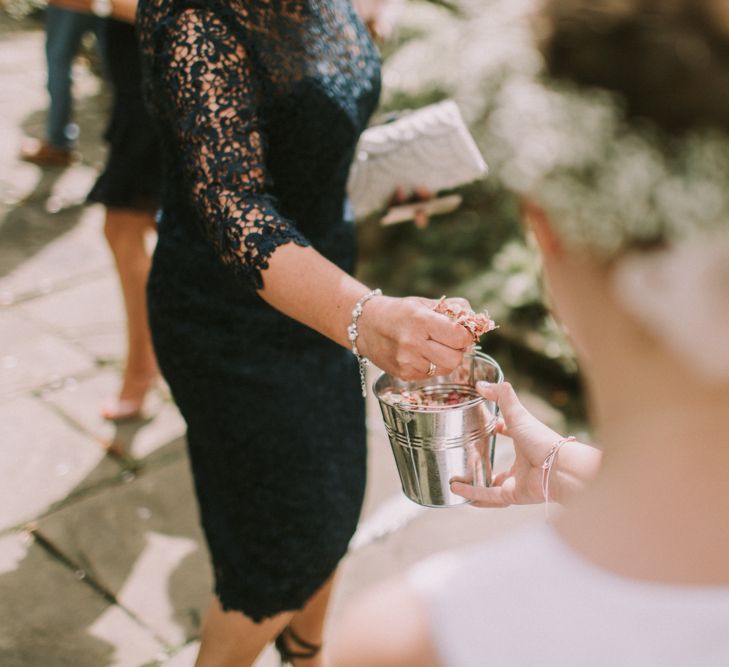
347,288,382,397
541,436,577,522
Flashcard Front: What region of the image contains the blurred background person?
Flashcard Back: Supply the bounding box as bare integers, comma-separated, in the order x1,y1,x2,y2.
329,1,729,665
39,0,162,419
89,14,161,421
19,5,105,167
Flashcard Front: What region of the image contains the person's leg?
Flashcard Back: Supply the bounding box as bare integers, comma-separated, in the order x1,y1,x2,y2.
195,598,292,667
278,577,335,667
21,6,89,165
194,576,336,667
45,6,88,150
102,207,159,419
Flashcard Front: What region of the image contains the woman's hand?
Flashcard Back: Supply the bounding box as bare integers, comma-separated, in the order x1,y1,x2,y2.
451,382,601,507
357,296,474,380
384,185,435,229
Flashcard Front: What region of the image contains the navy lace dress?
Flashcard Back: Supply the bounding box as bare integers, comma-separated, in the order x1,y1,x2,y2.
137,0,381,619
87,19,162,212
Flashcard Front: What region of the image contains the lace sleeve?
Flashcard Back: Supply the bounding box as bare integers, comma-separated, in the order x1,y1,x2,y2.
154,8,310,289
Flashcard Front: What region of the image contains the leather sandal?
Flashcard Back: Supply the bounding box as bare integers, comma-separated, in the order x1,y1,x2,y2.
274,626,321,666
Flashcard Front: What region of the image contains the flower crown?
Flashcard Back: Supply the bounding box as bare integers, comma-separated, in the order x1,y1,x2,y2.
484,75,729,381
487,76,729,257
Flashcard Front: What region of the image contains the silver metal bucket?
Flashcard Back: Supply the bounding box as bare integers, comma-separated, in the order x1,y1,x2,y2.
374,352,503,508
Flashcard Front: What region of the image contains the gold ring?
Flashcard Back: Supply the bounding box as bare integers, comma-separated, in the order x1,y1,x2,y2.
427,362,437,377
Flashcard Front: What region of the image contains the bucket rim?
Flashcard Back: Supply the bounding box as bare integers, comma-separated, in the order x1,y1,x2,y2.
372,351,503,413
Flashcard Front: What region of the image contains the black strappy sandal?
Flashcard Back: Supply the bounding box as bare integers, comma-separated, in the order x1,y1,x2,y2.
274,626,321,666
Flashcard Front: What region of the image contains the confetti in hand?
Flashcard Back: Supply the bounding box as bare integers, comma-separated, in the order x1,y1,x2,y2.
433,297,497,340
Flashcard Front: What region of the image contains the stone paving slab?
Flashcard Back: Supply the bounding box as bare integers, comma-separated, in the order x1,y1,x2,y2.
35,455,211,648
162,642,200,667
20,270,122,333
0,160,45,212
0,395,120,531
42,369,186,460
1,159,101,214
0,200,91,290
16,273,126,376
0,18,109,298
0,30,47,135
0,206,112,306
0,309,96,400
0,532,166,667
72,325,126,363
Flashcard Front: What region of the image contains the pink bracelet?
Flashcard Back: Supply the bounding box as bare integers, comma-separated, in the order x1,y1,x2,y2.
541,436,577,521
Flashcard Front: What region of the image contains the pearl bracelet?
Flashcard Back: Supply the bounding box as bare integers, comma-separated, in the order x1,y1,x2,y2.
347,288,382,397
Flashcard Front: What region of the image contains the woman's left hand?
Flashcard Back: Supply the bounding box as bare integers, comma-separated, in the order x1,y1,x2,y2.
384,185,435,229
451,382,601,507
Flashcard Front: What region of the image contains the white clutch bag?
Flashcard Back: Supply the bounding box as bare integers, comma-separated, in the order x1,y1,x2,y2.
347,99,488,219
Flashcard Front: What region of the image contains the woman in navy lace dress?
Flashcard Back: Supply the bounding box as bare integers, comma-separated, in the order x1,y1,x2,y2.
137,1,473,663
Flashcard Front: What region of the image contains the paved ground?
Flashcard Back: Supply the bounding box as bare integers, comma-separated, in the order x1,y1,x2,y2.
0,16,562,667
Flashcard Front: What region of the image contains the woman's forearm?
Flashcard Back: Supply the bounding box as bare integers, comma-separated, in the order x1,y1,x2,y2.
259,242,474,382
259,243,371,350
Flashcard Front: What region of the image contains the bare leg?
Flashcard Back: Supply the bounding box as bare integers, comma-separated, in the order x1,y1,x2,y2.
195,597,292,667
195,576,336,667
102,207,158,419
282,577,335,667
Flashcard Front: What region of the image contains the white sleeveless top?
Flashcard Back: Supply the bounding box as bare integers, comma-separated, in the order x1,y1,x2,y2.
408,524,729,666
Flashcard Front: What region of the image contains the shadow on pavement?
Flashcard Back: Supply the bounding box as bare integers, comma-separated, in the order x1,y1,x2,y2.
2,78,108,280
0,431,211,666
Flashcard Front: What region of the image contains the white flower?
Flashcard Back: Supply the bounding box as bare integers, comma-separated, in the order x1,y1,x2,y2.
487,78,729,257
483,71,729,380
